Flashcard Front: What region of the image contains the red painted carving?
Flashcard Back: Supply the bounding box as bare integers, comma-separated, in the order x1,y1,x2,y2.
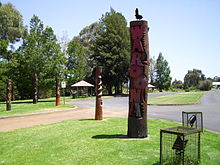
130,24,146,39
133,77,148,89
129,89,141,103
129,65,143,78
132,39,144,52
131,52,143,66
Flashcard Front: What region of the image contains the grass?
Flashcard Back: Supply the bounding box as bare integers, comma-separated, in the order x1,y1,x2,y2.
0,95,114,117
0,98,75,117
148,91,206,105
0,118,219,165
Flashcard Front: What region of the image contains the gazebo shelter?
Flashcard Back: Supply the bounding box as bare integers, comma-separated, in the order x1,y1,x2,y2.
71,80,94,98
148,84,155,91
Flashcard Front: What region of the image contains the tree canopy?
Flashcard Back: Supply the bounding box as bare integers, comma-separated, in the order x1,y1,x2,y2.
155,52,172,91
183,69,205,89
91,8,130,94
172,79,183,89
12,15,65,102
0,2,26,60
66,39,88,84
149,56,157,85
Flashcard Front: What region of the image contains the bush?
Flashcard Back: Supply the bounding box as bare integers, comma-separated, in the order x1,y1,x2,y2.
169,86,177,92
184,86,197,92
0,80,6,101
198,80,212,91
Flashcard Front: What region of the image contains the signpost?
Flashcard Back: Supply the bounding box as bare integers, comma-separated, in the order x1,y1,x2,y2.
61,81,66,104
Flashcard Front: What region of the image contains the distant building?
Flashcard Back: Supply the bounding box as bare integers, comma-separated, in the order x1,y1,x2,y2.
212,82,220,89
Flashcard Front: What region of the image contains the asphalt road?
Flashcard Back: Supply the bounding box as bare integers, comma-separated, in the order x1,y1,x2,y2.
0,91,219,133
69,91,220,133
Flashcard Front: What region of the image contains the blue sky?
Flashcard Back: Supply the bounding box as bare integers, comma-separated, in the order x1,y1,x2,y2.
2,0,220,81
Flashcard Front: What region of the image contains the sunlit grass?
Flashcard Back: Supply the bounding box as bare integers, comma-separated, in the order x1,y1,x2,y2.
0,118,219,164
0,98,75,117
148,91,206,105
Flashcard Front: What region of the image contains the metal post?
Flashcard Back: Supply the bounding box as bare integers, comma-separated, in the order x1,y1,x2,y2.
160,130,163,164
63,88,65,104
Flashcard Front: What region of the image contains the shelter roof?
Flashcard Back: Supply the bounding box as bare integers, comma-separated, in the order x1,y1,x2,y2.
71,80,94,87
148,84,155,88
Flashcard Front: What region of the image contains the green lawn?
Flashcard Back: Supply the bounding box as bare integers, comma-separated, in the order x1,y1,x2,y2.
0,98,75,117
148,91,206,105
0,118,219,165
0,96,114,117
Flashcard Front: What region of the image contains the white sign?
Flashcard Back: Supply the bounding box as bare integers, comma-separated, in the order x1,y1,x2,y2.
61,81,66,88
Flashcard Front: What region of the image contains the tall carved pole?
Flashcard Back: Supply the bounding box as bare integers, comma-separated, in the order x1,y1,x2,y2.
95,66,103,120
56,77,61,106
127,20,150,138
6,79,12,111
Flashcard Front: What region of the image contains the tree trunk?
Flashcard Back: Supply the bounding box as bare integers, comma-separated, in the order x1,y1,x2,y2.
6,79,12,111
120,82,123,94
11,81,15,101
56,77,61,106
115,84,120,95
108,85,112,95
33,73,38,104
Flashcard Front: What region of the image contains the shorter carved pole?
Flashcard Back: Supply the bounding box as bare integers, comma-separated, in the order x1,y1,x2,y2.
33,73,38,104
95,66,103,120
56,77,61,106
6,79,12,111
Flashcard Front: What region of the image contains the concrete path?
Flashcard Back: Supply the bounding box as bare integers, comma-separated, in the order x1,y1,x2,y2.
0,91,219,133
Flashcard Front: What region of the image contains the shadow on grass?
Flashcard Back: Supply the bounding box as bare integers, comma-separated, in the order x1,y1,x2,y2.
38,100,54,103
79,119,95,121
92,134,127,139
112,94,129,97
7,100,55,104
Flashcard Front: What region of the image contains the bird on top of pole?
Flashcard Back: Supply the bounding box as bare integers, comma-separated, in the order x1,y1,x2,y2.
135,8,143,20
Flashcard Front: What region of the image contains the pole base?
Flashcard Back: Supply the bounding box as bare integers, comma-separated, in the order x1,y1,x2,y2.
6,103,11,111
127,117,147,138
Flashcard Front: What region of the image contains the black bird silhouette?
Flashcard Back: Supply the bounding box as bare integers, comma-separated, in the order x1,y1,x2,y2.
135,8,143,20
188,115,197,127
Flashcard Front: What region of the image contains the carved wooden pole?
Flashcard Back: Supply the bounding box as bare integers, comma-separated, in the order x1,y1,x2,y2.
56,77,61,106
6,79,12,111
33,73,38,104
127,20,150,138
95,66,103,120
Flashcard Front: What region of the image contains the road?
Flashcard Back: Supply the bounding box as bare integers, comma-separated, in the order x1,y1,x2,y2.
0,91,219,133
68,91,220,133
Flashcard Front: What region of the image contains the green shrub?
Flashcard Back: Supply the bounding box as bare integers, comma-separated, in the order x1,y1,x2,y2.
198,80,212,91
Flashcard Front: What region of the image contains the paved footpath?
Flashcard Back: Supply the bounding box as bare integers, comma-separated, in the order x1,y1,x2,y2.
0,91,219,133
